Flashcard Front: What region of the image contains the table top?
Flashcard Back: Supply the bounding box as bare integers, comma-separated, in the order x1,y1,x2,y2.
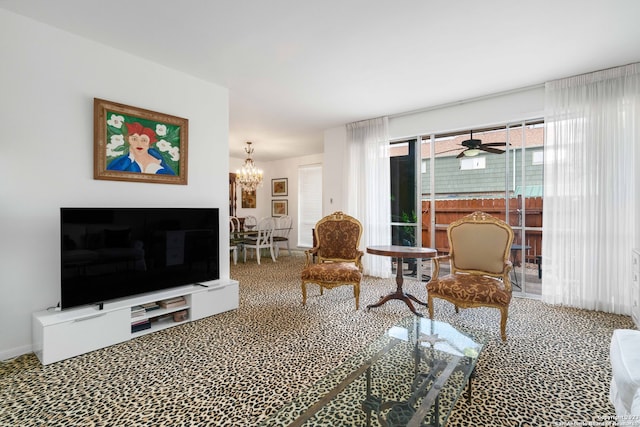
230,227,291,238
367,245,437,258
260,316,486,427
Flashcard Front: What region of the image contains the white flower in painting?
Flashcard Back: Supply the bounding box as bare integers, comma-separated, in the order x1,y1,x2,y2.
156,140,179,160
156,140,172,152
109,134,125,147
107,114,125,129
106,134,125,157
168,146,180,161
155,124,167,136
106,147,120,157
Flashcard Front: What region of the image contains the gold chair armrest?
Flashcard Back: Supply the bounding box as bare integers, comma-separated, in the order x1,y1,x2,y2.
304,247,319,267
504,259,513,272
355,250,364,271
501,260,514,291
430,254,450,281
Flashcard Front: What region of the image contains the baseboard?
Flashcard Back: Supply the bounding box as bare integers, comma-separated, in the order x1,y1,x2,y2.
0,344,33,362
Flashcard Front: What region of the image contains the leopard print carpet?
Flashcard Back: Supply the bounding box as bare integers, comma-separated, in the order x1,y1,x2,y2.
0,252,635,426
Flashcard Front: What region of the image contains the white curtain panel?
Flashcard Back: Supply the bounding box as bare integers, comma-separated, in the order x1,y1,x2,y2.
346,117,392,278
542,63,639,314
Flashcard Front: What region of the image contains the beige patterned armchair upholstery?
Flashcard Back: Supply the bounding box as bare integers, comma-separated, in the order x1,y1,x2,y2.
427,211,514,341
301,212,364,310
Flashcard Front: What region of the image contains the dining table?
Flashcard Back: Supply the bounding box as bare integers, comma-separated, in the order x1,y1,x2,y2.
230,228,292,261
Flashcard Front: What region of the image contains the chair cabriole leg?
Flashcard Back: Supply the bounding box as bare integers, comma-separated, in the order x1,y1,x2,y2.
500,307,508,341
302,282,307,306
427,295,434,318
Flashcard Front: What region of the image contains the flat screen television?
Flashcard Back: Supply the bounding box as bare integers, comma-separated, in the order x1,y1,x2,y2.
60,207,219,310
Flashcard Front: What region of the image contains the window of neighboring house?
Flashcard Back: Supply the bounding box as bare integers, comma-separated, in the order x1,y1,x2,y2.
532,150,544,165
298,164,322,247
460,156,486,170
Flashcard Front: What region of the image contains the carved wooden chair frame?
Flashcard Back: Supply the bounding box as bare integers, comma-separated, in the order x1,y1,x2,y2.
427,211,514,340
301,211,364,309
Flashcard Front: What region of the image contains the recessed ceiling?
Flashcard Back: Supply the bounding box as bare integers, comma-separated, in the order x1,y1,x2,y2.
2,0,639,161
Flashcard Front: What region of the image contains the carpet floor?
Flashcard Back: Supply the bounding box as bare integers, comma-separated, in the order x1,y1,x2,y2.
0,252,635,426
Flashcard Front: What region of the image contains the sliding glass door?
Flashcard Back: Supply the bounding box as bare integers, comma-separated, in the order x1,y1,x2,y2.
505,122,544,296
391,120,544,296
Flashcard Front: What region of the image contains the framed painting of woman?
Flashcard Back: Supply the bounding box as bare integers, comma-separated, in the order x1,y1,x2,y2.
94,98,189,185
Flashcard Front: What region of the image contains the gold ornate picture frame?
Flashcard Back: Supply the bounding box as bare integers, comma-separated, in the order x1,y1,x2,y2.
94,98,188,185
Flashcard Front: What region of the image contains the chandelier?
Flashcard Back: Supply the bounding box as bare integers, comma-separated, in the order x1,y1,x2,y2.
235,141,263,191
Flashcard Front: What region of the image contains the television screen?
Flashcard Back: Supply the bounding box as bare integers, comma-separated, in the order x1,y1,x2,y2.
61,207,219,309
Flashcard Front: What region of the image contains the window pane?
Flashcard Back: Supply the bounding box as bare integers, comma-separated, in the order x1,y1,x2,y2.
298,165,322,247
390,139,417,246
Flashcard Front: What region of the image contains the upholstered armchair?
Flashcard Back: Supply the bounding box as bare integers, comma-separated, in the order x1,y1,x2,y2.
301,211,364,310
427,211,514,341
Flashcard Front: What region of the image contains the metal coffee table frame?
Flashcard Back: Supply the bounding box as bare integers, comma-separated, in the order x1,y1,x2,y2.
260,316,486,427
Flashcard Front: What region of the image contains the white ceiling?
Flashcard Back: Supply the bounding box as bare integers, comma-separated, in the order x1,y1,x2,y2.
2,0,639,161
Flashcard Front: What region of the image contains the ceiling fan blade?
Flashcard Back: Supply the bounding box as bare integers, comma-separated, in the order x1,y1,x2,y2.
482,142,508,147
437,147,464,155
456,151,466,158
480,146,505,154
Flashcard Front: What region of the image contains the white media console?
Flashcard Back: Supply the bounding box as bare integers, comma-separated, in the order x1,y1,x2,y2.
32,279,239,365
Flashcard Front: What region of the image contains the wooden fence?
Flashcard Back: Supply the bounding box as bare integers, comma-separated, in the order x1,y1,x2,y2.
420,197,543,265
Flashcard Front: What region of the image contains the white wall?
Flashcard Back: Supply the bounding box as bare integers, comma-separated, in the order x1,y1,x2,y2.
388,86,545,139
322,126,347,216
230,153,323,249
0,10,230,359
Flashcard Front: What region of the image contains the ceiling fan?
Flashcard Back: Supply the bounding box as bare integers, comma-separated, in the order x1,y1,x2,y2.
456,131,509,158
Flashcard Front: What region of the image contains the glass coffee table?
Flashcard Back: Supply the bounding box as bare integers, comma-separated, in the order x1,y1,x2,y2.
260,316,486,427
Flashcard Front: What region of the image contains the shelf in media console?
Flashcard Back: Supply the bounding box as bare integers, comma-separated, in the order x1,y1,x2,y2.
130,304,191,324
36,280,234,327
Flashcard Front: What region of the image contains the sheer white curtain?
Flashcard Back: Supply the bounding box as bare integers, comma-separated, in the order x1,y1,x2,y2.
346,117,391,278
542,63,639,314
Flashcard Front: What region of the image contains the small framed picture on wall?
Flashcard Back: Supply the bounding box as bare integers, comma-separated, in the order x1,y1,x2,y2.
272,178,288,196
272,199,288,216
242,189,256,208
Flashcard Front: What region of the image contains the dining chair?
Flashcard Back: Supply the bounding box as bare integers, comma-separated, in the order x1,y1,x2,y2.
229,218,238,265
244,215,257,231
242,217,276,264
273,215,292,257
230,216,241,232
